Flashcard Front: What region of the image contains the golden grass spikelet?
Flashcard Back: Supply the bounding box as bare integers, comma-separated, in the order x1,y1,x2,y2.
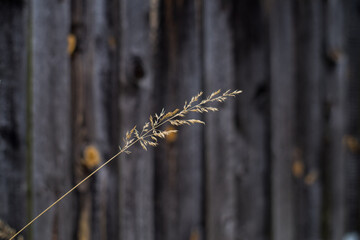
153,129,178,138
206,107,218,112
190,107,206,113
208,89,221,99
9,89,242,240
147,141,159,147
161,130,178,136
161,109,180,121
224,89,242,97
126,126,137,140
169,120,190,126
140,140,147,151
189,91,203,105
142,122,149,132
187,119,205,125
153,131,166,138
134,129,140,140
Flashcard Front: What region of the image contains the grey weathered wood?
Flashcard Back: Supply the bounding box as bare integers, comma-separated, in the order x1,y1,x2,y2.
103,0,121,239
153,1,204,240
322,0,346,239
118,0,154,239
0,0,28,234
31,0,74,239
70,0,120,238
2,1,360,239
203,1,237,240
230,1,271,239
293,1,323,239
70,1,97,239
90,1,114,239
343,0,360,235
269,1,295,239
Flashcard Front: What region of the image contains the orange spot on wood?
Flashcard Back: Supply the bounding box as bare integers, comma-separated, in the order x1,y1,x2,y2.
67,34,76,55
343,135,360,153
292,148,304,178
165,125,177,143
82,145,101,169
78,201,91,240
292,160,304,178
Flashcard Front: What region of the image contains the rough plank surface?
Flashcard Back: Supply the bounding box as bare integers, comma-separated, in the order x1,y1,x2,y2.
31,0,74,239
118,0,154,239
70,0,119,239
0,0,28,233
1,1,360,239
203,1,237,240
269,1,296,239
70,1,97,239
343,0,360,235
293,1,323,239
323,0,346,239
103,0,121,238
154,1,204,240
230,1,271,239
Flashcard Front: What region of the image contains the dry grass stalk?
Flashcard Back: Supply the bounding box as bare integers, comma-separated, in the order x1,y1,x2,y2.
9,89,242,240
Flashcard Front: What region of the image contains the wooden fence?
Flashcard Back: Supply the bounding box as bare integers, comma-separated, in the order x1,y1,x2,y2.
1,0,360,239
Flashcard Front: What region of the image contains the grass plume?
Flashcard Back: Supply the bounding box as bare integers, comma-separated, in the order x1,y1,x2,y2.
9,89,242,240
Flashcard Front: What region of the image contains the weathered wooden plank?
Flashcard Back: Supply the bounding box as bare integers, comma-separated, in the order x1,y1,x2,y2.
322,0,346,239
293,1,323,239
342,0,360,236
103,0,121,239
203,1,238,240
31,0,74,239
70,0,120,238
90,1,113,239
2,1,360,239
153,1,204,240
70,1,96,239
269,1,296,239
229,1,271,239
118,0,154,240
0,0,28,235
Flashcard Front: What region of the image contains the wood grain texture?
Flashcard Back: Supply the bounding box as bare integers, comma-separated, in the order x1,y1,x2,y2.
343,0,360,235
154,1,204,240
90,0,117,238
293,1,323,239
230,1,271,239
1,1,359,239
269,1,296,239
70,0,120,239
103,0,121,238
31,0,74,239
118,0,154,239
203,1,237,240
0,0,28,233
322,0,346,239
70,1,97,239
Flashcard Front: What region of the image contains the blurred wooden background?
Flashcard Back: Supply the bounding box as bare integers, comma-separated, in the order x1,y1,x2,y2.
1,0,360,239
